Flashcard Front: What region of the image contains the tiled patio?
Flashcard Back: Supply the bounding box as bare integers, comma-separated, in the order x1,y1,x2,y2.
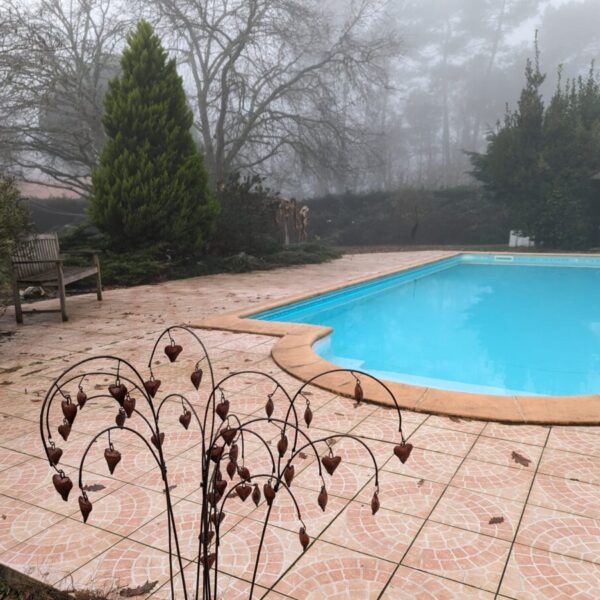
1,251,600,599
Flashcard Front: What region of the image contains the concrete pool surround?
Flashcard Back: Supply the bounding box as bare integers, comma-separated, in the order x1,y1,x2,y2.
196,252,600,425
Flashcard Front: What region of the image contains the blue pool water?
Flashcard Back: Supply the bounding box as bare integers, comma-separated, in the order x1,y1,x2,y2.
252,254,600,396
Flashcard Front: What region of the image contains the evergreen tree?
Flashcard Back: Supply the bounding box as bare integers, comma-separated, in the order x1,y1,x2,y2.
470,46,600,249
90,20,217,253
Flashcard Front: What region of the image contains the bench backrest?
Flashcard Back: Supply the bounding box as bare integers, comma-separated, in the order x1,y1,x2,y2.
12,233,60,279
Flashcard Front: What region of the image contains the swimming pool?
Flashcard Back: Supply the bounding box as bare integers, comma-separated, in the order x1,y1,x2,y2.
252,254,600,397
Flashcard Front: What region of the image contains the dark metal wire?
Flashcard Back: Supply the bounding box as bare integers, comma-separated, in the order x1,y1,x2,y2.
38,325,408,600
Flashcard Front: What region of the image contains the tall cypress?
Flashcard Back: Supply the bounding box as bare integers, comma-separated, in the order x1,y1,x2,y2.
90,20,217,253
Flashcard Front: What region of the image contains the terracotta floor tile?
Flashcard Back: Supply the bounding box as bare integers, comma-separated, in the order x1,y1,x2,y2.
547,427,600,458
381,565,495,599
84,483,169,536
383,446,463,484
424,415,487,435
467,436,543,470
0,495,63,552
0,446,32,471
321,500,424,561
294,460,376,500
430,486,524,541
0,518,120,584
351,413,417,443
517,504,600,564
408,425,478,457
500,543,600,599
451,459,535,502
529,474,600,520
247,483,349,536
356,470,445,519
537,447,600,485
274,540,396,599
482,422,550,447
218,517,300,587
403,521,511,592
60,538,179,595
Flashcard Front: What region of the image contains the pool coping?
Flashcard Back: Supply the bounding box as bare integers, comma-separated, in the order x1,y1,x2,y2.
193,251,600,425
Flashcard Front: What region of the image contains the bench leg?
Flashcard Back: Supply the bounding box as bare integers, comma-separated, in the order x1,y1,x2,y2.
57,264,68,322
94,256,103,301
11,269,23,324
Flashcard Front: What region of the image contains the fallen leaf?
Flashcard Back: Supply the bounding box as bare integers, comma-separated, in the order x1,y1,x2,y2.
299,452,308,459
417,479,425,487
82,484,105,492
119,580,158,597
449,416,462,422
488,516,504,525
511,451,531,467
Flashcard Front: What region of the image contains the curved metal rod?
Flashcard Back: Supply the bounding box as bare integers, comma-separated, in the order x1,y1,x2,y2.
74,424,188,600
290,432,382,488
39,356,158,464
202,371,299,459
196,424,278,600
42,371,149,443
147,325,216,392
157,393,205,437
290,368,406,442
75,425,162,490
213,474,306,600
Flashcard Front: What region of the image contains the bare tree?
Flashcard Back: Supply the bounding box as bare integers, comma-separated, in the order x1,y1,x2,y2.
0,0,131,195
146,0,402,185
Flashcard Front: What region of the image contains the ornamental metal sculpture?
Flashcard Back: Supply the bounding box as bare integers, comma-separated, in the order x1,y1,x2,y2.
39,326,413,599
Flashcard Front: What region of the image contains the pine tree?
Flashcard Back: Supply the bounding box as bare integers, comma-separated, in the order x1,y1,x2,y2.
470,42,600,249
90,20,218,253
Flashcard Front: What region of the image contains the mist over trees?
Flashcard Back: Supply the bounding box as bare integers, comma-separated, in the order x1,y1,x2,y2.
0,0,599,197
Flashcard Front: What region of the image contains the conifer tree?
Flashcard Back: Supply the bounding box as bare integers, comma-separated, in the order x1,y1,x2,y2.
470,42,600,249
90,20,217,253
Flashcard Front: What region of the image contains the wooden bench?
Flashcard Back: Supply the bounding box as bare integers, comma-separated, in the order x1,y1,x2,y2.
10,233,102,323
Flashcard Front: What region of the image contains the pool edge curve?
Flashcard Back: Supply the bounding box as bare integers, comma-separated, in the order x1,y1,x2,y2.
192,251,600,425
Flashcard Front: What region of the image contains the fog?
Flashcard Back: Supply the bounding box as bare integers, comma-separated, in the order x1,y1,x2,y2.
1,0,599,198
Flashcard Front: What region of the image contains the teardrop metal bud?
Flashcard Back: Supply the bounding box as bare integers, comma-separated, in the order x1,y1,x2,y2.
104,446,122,474
47,445,63,466
76,389,87,408
236,484,252,502
144,378,161,398
179,410,192,430
216,399,230,421
371,491,380,515
277,434,288,458
58,420,71,441
164,343,183,362
226,460,237,479
151,432,165,449
355,380,364,403
299,526,309,551
61,399,77,425
79,495,93,523
318,485,328,511
123,395,136,418
252,484,261,507
52,473,73,501
304,405,313,428
263,482,276,506
284,465,295,487
190,367,203,390
265,396,274,418
115,409,126,428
